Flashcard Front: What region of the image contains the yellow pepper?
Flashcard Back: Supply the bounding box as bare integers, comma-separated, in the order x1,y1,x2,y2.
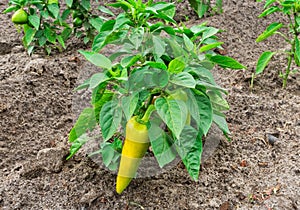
116,116,150,194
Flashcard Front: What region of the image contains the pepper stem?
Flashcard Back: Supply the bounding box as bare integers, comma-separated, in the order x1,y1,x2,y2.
141,104,155,122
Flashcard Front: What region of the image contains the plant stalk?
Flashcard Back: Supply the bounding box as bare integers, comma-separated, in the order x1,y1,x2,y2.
283,52,292,88
141,104,155,122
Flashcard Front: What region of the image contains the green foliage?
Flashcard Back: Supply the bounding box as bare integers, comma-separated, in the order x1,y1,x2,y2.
187,0,223,18
67,0,114,44
3,0,114,54
255,0,300,88
68,0,245,181
4,0,72,55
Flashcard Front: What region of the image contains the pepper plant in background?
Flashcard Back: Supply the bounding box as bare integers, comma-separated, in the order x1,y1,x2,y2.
187,0,223,18
255,0,300,88
65,0,114,44
67,0,245,194
3,0,72,55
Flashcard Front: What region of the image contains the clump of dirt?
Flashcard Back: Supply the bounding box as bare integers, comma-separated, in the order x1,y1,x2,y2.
0,0,299,209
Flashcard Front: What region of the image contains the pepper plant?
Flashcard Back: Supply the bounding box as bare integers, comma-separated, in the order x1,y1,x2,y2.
3,0,72,55
67,0,245,194
255,0,300,88
65,0,114,44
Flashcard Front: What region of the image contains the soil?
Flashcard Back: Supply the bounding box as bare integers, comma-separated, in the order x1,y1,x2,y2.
1,0,300,210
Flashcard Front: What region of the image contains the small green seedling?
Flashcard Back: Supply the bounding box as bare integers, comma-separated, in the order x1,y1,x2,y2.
254,0,300,88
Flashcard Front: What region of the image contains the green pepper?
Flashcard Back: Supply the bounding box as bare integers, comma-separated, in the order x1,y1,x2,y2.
11,8,28,25
73,17,83,27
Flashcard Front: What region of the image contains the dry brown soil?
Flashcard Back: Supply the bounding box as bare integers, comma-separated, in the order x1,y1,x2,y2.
0,0,300,209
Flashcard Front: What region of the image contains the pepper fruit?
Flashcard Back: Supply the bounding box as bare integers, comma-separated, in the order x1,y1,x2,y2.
11,8,28,25
73,17,83,27
116,105,155,194
116,116,150,194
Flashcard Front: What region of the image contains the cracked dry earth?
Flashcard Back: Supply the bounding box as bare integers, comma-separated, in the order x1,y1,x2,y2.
0,0,300,209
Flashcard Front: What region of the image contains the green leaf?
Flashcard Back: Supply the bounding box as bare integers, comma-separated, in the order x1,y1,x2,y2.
256,22,283,42
202,27,219,41
193,90,213,136
121,93,139,121
183,34,194,51
153,35,165,58
66,134,89,160
74,78,90,91
113,14,130,31
92,89,114,122
23,28,36,47
186,89,200,127
155,97,188,139
69,108,97,142
199,42,223,53
121,54,141,68
98,5,115,16
56,35,66,49
209,55,246,69
45,27,56,44
170,72,196,88
97,139,122,171
89,73,109,89
79,50,112,69
149,118,176,168
100,100,123,141
264,0,276,8
258,6,280,18
128,68,169,91
89,17,104,32
3,5,19,14
47,3,59,18
198,4,209,18
144,61,167,70
61,28,72,41
61,9,71,21
256,51,275,74
174,125,202,180
28,14,40,30
295,37,300,66
27,45,34,55
152,69,170,88
168,57,186,73
65,0,73,8
207,90,229,112
80,0,91,11
213,114,231,136
181,130,203,181
129,27,144,50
